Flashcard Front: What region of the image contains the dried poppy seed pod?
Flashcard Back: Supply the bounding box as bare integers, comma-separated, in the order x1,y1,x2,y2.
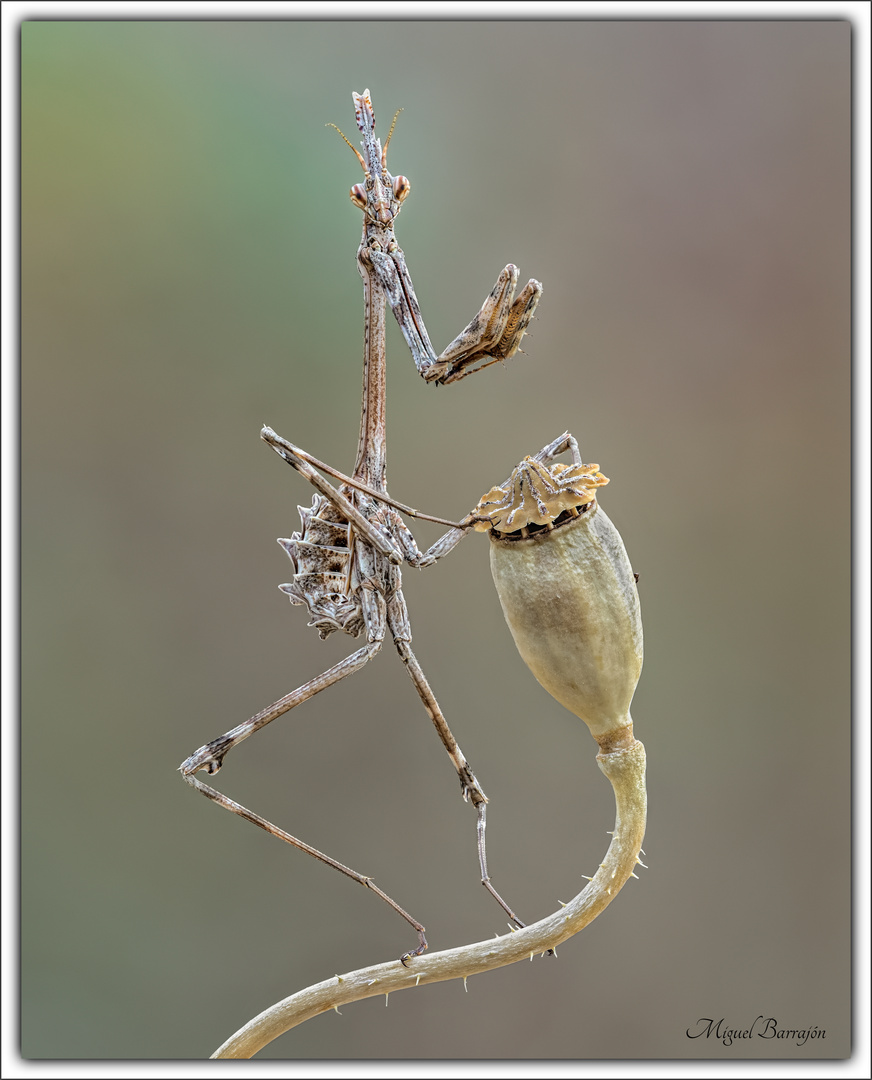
473,448,642,749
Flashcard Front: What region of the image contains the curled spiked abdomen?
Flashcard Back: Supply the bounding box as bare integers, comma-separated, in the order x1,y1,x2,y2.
278,494,364,640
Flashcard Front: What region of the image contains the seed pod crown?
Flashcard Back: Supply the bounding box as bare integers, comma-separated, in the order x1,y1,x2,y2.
472,456,609,536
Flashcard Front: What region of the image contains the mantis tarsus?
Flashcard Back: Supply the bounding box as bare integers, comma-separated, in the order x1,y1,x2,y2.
179,89,542,962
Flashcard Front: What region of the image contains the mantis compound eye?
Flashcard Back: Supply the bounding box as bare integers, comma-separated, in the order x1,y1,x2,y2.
392,175,410,203
350,184,367,209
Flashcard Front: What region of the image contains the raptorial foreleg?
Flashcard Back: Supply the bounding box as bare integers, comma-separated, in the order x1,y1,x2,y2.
367,248,542,386
424,265,543,385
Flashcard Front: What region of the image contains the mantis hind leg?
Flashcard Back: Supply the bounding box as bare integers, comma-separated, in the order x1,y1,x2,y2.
387,591,528,931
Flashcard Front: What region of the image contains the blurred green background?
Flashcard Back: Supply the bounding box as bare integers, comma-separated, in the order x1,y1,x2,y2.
22,19,850,1061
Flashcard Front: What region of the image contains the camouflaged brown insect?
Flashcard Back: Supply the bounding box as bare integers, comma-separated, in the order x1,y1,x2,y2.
179,90,542,963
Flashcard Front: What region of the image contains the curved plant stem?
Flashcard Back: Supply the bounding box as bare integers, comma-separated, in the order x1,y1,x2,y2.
211,739,646,1059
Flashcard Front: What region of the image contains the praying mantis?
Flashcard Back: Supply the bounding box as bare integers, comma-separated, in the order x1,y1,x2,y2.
179,89,543,962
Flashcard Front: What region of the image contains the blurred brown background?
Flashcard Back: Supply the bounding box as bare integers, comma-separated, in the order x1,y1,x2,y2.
22,19,850,1061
